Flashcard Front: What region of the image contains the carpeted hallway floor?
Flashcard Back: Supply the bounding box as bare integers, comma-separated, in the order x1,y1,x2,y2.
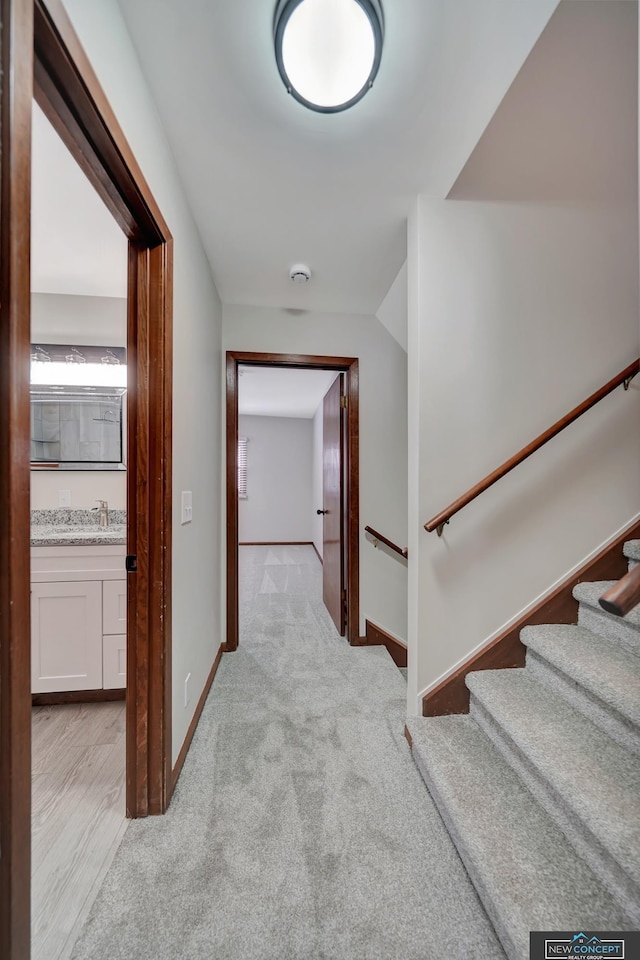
71,545,505,960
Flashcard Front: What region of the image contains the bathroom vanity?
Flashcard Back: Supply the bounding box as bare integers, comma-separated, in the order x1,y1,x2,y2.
30,511,127,696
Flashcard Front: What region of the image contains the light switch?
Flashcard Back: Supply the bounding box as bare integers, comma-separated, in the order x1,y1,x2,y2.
181,490,193,524
58,489,71,507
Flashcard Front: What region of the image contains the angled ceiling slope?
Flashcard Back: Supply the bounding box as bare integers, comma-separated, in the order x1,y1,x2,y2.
450,0,637,204
115,0,558,315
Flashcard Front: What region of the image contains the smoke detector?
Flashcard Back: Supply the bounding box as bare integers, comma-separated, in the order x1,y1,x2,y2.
290,263,311,284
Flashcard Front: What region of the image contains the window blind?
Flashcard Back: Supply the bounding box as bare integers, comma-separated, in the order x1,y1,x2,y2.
238,437,248,499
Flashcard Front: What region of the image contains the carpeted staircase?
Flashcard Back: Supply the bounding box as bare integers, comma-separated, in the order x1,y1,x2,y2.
406,538,640,960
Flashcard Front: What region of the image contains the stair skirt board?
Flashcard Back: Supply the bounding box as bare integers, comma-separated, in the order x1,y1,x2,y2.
363,620,408,668
422,517,640,718
407,536,640,959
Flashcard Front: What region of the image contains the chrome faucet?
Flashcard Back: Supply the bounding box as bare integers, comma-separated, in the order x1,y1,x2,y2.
93,499,109,528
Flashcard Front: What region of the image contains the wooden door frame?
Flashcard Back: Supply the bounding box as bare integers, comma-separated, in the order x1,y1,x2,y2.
1,1,173,956
226,351,360,649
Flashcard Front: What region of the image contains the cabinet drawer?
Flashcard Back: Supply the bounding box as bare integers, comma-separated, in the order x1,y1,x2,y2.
31,581,103,693
103,634,126,689
31,545,126,582
103,579,127,635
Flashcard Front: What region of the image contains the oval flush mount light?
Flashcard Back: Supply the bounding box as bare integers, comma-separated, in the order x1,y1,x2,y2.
274,0,384,113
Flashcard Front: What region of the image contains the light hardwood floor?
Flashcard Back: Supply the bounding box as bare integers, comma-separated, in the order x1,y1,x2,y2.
32,701,128,960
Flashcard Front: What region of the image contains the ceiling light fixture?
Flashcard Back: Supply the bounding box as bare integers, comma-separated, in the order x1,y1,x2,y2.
274,0,384,114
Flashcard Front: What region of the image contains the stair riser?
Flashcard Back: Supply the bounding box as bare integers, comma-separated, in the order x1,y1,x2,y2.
469,695,640,926
577,604,640,657
410,745,518,960
525,650,640,758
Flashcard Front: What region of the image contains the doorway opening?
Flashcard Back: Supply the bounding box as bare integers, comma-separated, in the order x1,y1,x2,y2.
226,352,360,650
1,3,173,958
29,97,129,960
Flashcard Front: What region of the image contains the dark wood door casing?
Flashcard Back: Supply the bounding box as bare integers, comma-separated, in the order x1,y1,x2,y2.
125,241,174,817
1,1,174,955
0,1,35,956
31,0,174,820
322,374,345,635
226,352,360,650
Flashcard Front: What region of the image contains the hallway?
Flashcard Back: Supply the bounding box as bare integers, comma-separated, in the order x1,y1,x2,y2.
71,546,503,959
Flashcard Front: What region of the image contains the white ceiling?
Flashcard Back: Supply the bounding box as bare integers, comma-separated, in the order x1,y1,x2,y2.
117,0,558,315
33,1,628,318
238,366,338,418
31,101,128,299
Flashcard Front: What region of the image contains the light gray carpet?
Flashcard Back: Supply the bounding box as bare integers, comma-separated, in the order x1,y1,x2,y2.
406,715,630,960
467,669,640,926
71,545,504,960
522,623,640,756
407,538,640,960
624,539,639,568
575,580,640,655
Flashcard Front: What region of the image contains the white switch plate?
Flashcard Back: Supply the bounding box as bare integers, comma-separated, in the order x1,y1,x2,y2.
58,489,71,507
184,672,191,708
181,490,193,524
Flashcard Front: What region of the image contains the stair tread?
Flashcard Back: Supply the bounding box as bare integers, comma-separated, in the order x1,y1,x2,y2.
624,540,640,561
521,623,640,726
573,580,640,629
406,715,628,959
466,668,640,888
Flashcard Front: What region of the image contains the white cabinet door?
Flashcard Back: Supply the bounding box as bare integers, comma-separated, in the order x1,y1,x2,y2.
102,580,127,689
103,579,127,635
31,581,103,693
103,634,126,689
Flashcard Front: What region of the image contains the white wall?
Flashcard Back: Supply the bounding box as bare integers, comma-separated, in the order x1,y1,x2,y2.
31,292,126,346
30,293,128,509
224,305,408,643
408,199,640,712
311,402,324,558
376,262,408,353
406,0,640,715
31,472,127,511
62,0,224,765
238,415,313,543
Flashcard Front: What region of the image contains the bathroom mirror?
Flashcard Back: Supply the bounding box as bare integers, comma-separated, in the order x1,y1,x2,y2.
30,344,127,470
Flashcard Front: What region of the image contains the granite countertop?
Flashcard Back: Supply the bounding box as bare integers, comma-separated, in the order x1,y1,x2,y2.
30,508,127,547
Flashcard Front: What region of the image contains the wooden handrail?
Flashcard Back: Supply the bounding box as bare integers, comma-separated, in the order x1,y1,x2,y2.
365,525,408,559
425,358,639,534
599,564,640,617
